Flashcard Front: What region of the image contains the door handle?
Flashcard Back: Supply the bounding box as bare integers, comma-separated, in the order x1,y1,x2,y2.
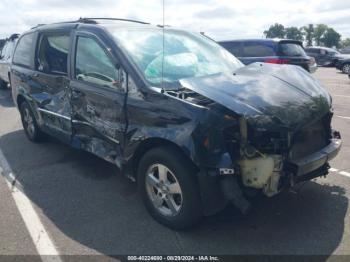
86,105,95,115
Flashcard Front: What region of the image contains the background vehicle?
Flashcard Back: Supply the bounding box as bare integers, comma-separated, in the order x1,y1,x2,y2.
335,58,350,74
0,34,19,89
339,47,350,54
305,46,350,67
11,18,341,229
219,39,317,73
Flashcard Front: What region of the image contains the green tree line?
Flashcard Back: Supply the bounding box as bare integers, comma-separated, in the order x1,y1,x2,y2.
263,23,349,48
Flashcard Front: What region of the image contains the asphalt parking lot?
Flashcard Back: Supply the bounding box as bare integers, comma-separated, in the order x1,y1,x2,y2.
0,67,350,259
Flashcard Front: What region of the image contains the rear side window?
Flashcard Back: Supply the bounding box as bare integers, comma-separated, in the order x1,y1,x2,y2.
37,34,70,74
13,33,35,67
243,42,275,57
5,41,16,60
306,48,319,54
75,36,119,88
278,43,306,57
220,42,242,57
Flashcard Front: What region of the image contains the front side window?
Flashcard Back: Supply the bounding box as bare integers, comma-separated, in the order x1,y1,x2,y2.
37,34,70,74
108,28,243,87
320,49,327,55
13,33,35,67
243,42,275,57
306,48,318,54
328,51,338,56
75,36,119,88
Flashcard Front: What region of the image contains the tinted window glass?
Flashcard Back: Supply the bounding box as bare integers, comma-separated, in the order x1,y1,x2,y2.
75,36,119,88
1,42,9,60
243,42,275,57
220,42,242,57
37,34,69,74
13,33,34,67
5,41,16,60
278,43,306,57
306,48,319,54
328,51,338,56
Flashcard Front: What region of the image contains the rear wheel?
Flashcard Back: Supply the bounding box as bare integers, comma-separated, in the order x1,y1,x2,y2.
138,146,202,229
19,102,44,142
342,63,350,74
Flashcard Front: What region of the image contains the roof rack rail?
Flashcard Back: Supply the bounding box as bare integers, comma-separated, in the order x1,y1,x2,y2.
28,17,150,30
78,17,150,25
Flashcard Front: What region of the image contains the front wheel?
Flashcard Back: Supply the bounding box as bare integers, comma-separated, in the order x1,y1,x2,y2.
138,146,202,229
342,63,350,74
20,102,44,142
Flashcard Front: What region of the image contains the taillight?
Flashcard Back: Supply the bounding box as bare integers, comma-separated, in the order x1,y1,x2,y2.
264,58,290,64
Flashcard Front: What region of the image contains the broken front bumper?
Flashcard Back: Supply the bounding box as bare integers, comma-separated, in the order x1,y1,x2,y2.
289,138,342,177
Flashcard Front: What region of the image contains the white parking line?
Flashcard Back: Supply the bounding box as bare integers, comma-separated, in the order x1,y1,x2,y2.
336,115,350,120
339,171,350,178
0,148,62,262
329,167,350,179
333,95,350,98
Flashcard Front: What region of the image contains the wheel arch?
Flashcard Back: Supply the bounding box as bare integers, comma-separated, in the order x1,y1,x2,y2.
16,94,26,108
130,137,199,182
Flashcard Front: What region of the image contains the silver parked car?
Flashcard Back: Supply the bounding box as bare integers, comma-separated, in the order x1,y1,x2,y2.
0,34,19,89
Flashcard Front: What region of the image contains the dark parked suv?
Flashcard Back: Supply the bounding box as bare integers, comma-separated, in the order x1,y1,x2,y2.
11,18,341,229
305,46,350,67
335,58,350,74
0,34,19,88
219,39,317,73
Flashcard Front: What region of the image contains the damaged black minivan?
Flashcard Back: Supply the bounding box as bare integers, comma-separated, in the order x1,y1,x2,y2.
11,18,341,229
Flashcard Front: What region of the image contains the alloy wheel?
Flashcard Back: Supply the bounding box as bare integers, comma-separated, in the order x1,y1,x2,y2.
145,164,183,217
23,108,35,138
343,64,350,74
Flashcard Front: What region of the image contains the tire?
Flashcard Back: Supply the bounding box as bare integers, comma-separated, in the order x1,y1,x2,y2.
342,63,350,74
0,79,7,89
19,102,44,142
138,146,202,229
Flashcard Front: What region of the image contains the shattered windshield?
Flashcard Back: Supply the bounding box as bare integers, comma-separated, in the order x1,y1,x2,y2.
109,27,243,87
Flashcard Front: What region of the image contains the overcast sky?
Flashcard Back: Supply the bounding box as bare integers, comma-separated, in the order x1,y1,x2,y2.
0,0,349,40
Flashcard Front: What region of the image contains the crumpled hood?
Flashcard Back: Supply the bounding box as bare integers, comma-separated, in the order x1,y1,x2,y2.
180,63,331,130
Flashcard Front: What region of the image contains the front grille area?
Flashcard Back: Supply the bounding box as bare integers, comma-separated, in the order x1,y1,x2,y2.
289,114,331,160
248,130,288,154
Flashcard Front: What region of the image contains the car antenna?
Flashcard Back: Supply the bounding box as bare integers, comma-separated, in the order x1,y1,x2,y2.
161,0,165,93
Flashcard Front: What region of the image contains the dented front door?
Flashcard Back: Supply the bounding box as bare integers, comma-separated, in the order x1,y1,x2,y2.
70,33,126,164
